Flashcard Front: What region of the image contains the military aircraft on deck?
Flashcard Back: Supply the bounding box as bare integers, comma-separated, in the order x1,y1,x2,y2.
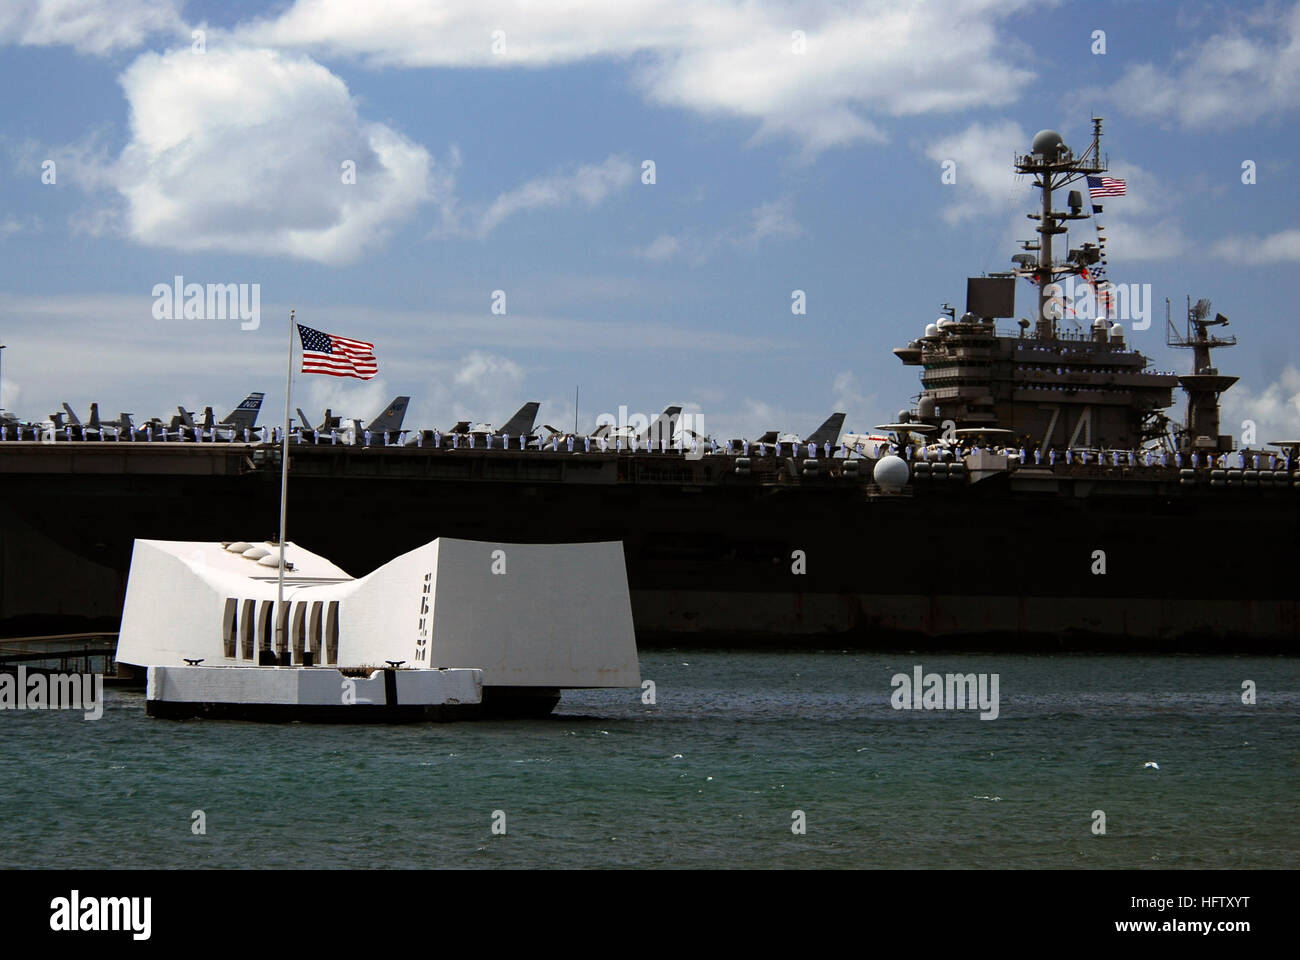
404,401,540,448
302,396,411,445
49,402,134,440
731,412,847,455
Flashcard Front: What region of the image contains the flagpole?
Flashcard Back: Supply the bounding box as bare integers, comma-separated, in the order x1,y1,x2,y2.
276,308,294,664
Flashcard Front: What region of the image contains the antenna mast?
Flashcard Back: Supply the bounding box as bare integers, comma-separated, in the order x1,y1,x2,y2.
1011,118,1108,338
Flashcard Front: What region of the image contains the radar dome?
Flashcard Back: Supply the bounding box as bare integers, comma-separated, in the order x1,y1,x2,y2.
1109,322,1124,337
925,323,940,338
874,455,910,487
961,311,978,323
1031,129,1066,156
897,410,912,423
918,397,936,418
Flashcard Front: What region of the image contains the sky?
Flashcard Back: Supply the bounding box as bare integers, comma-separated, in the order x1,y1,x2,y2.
2,0,1299,443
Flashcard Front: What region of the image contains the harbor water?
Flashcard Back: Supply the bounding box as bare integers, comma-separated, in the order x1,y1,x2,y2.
2,651,1296,869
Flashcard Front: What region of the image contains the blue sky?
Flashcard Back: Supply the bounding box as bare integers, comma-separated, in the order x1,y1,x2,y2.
2,0,1298,442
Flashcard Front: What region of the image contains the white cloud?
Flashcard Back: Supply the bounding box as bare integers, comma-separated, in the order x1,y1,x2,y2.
233,0,1039,155
745,198,804,245
299,376,392,429
636,234,681,262
1212,228,1300,264
477,155,636,237
75,47,439,265
638,197,804,264
453,351,523,393
831,370,879,431
1221,365,1300,447
0,0,181,55
1083,164,1188,263
1090,2,1300,128
924,120,1030,224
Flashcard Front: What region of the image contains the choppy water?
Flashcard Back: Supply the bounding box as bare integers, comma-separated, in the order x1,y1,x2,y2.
2,651,1296,869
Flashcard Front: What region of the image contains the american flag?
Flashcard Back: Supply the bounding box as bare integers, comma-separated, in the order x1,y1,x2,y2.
297,324,378,380
1087,176,1126,198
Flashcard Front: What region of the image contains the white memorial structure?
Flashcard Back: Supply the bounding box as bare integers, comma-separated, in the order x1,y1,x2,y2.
116,537,640,720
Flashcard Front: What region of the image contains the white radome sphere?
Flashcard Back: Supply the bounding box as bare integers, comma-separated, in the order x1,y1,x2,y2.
874,455,910,487
925,323,940,338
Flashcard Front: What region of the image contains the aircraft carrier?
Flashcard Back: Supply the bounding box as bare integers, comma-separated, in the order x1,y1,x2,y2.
2,119,1297,651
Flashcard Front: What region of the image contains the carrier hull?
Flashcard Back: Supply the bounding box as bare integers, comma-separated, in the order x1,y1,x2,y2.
2,442,1295,650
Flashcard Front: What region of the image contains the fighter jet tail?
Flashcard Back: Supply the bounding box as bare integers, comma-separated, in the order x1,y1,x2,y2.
804,412,846,448
220,392,265,431
496,401,540,437
366,396,410,435
61,402,82,427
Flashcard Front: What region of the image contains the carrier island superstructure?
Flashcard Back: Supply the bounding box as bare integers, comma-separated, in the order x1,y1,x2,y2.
1,119,1296,650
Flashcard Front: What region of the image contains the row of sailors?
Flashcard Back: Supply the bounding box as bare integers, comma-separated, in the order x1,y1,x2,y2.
1016,365,1126,376
0,421,842,458
1010,447,1292,471
5,422,1288,471
890,442,1293,472
1015,343,1131,356
1013,366,1177,378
